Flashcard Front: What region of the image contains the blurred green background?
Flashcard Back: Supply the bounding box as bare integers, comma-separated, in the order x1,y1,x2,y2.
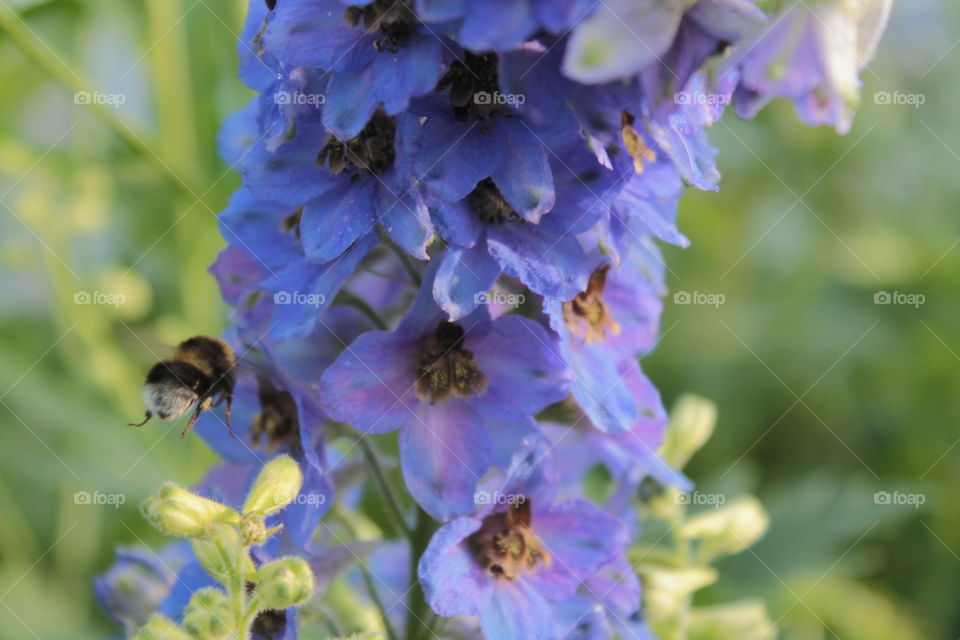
0,0,955,638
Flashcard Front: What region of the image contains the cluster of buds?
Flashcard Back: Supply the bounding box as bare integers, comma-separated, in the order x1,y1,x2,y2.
133,455,314,640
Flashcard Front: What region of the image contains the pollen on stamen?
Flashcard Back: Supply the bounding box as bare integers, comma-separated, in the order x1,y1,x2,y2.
414,320,488,403
562,264,621,343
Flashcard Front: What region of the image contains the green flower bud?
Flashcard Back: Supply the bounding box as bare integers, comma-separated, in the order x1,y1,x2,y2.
141,482,241,538
256,556,314,609
688,600,776,640
243,455,303,518
659,395,716,469
642,566,717,620
192,524,256,585
680,497,769,557
182,587,234,640
131,614,193,640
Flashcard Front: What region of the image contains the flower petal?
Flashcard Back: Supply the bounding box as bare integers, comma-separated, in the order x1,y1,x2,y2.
400,400,493,520
433,243,501,320
320,330,419,434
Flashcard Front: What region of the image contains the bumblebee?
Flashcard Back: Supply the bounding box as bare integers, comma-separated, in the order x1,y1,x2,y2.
130,336,237,438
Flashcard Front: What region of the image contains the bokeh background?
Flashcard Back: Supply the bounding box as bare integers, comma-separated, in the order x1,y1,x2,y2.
0,1,955,638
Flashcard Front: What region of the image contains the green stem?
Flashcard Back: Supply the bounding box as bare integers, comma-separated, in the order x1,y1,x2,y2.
404,507,438,640
334,508,399,640
213,535,249,640
358,438,413,537
335,290,389,331
0,3,206,198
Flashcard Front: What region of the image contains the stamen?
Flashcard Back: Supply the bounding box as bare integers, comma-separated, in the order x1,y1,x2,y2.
437,52,503,121
317,110,396,176
468,178,520,224
562,265,621,343
415,321,488,403
468,500,551,581
344,0,416,53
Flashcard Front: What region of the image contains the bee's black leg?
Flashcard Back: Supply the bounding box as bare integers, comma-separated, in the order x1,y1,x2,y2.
129,412,152,427
180,405,203,438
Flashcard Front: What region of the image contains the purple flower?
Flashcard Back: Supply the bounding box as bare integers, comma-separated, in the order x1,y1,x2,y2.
545,242,665,434
429,130,626,319
418,441,631,640
240,104,433,265
320,264,569,520
731,0,892,133
94,544,190,634
263,0,451,140
211,188,379,339
562,0,765,85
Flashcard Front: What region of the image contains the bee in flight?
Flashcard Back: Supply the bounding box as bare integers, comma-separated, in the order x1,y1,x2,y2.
129,336,237,438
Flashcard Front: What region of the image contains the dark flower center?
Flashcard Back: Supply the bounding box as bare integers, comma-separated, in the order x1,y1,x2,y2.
317,110,396,176
562,264,620,343
281,207,302,242
250,374,301,454
468,499,551,581
415,320,488,403
468,178,520,224
437,52,503,121
344,0,416,52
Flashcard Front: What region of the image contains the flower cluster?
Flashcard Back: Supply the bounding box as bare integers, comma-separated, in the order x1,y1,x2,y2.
99,1,889,639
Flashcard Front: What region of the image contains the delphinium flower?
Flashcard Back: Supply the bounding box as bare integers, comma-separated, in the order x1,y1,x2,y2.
321,263,569,520
418,438,644,640
101,1,890,638
730,0,894,134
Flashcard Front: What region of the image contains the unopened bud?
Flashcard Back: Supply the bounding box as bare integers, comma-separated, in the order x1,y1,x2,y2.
192,524,256,585
242,455,303,518
183,587,234,640
141,483,240,538
255,556,314,609
131,614,193,640
659,395,716,469
642,566,717,620
680,497,769,557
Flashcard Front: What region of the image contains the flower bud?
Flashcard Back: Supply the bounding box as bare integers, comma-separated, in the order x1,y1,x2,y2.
680,497,769,557
141,483,241,538
255,556,314,609
131,614,193,640
192,524,256,585
242,455,303,518
642,566,717,620
659,395,716,469
182,587,234,640
688,600,776,640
